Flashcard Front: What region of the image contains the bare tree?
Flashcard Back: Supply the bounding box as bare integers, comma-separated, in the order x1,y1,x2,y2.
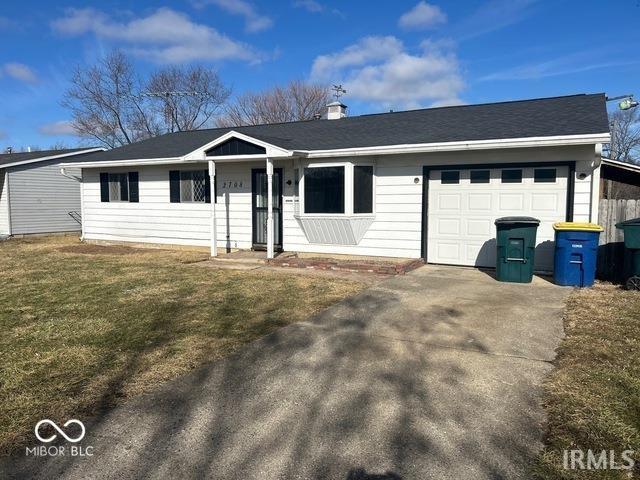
63,51,231,148
148,66,230,132
217,80,331,127
606,108,640,164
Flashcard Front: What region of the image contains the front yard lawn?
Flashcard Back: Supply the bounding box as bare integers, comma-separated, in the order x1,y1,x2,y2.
534,284,640,479
0,236,365,455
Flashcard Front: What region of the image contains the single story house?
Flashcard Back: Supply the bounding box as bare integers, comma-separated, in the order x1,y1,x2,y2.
63,94,610,272
0,148,102,236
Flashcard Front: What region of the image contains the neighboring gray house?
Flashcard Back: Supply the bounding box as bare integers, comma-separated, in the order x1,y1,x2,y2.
0,148,102,236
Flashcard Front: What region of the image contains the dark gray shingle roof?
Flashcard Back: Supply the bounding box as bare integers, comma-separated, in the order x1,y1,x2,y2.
0,148,98,167
76,93,611,163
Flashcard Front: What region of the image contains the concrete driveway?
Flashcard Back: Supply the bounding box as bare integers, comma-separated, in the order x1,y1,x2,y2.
4,265,568,480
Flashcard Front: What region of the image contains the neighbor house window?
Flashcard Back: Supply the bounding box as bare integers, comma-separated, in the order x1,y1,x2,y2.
501,169,522,183
100,172,139,203
441,171,460,184
169,170,211,203
534,168,557,183
353,166,373,214
304,166,344,213
470,170,490,183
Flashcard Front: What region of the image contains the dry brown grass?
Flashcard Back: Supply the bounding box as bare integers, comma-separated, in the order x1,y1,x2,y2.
534,284,640,479
0,236,365,455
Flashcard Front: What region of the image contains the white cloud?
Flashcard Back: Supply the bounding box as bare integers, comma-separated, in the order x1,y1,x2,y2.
38,121,77,136
479,51,640,81
399,2,447,30
454,0,539,40
197,0,272,32
311,36,464,108
52,8,261,64
1,63,38,83
293,0,324,13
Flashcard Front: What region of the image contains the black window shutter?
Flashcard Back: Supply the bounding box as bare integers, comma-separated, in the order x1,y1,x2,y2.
128,172,139,202
204,171,211,204
169,170,180,203
100,173,109,202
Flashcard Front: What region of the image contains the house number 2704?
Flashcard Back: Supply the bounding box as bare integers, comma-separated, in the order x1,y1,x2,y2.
221,181,243,188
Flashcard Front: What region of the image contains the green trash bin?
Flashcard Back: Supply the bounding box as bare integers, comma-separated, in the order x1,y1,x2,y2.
495,217,540,283
615,217,640,290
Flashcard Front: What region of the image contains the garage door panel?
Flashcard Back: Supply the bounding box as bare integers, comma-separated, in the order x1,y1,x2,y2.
437,242,460,262
530,193,562,212
467,219,492,236
468,193,492,211
498,193,524,211
437,218,461,235
438,194,461,210
428,166,568,271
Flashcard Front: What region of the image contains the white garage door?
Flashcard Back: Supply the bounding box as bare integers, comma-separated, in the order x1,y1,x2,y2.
427,166,568,271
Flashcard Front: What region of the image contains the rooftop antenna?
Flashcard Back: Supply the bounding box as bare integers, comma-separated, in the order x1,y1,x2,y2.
136,91,213,99
331,84,347,102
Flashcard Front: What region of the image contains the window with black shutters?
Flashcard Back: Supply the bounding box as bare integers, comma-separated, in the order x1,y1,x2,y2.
353,166,373,214
100,172,139,202
169,170,211,203
304,166,344,214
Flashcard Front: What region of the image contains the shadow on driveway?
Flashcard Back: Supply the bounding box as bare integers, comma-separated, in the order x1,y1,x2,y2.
2,264,569,480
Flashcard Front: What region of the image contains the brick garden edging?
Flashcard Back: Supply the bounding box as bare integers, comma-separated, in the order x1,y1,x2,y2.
266,256,425,276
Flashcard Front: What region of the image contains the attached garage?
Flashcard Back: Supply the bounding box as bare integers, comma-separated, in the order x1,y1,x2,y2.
425,163,571,272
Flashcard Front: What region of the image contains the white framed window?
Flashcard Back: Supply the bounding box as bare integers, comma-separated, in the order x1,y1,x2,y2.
300,162,374,216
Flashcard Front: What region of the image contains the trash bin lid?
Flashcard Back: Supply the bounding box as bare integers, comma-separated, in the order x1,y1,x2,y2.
553,222,603,232
495,216,540,225
616,217,640,228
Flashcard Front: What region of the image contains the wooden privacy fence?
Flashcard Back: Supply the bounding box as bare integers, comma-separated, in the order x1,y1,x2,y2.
597,199,640,281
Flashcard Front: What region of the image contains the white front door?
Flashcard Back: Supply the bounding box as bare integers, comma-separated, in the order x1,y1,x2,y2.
427,166,568,271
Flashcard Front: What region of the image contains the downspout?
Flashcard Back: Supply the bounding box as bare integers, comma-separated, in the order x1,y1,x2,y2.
590,144,603,224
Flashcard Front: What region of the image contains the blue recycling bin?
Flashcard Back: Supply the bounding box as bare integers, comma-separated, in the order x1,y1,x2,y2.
553,222,603,287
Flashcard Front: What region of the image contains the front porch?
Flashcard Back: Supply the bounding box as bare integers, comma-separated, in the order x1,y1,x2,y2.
207,249,424,276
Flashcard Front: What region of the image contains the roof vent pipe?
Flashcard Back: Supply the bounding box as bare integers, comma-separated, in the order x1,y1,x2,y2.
326,101,347,120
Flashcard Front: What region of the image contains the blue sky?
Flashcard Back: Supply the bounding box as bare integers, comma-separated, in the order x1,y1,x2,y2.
1,0,638,150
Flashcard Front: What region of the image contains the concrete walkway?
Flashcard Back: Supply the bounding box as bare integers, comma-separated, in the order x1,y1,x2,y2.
4,265,568,480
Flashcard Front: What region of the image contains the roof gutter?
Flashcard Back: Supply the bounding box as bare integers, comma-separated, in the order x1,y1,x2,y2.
300,133,612,158
59,133,611,167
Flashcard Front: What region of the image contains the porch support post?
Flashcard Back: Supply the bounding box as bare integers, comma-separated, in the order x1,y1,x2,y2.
266,157,274,259
208,158,217,257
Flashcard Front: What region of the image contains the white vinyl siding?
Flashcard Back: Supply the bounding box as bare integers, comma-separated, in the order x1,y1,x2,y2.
81,144,599,259
7,161,82,235
83,163,259,249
